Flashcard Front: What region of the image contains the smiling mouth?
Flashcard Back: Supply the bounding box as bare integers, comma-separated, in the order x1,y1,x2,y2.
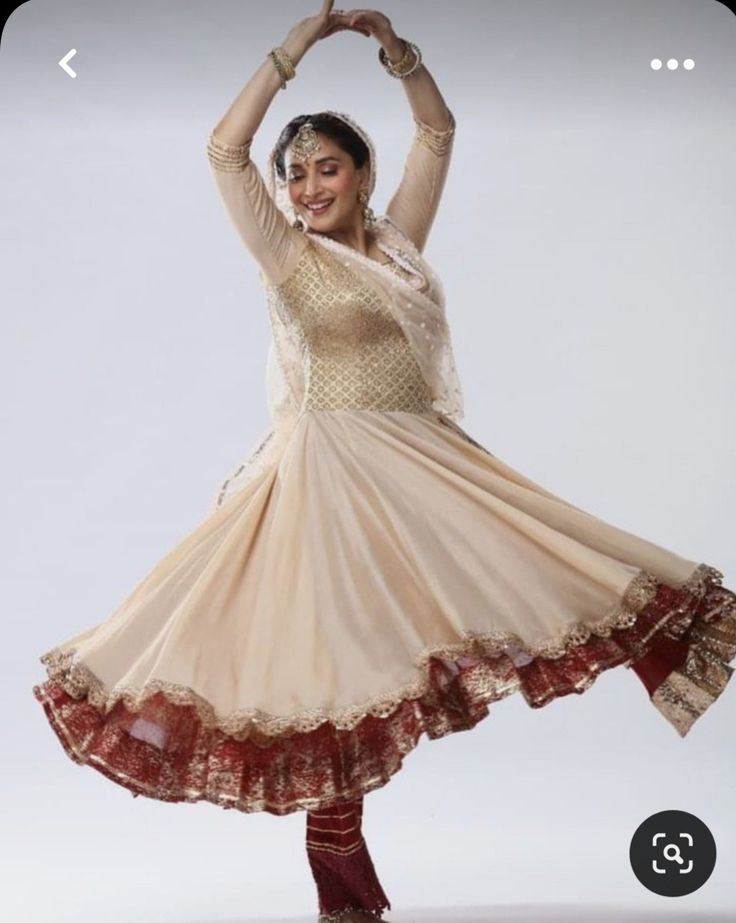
305,199,334,215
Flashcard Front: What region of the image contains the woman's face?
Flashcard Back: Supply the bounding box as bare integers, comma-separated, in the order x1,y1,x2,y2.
285,131,368,232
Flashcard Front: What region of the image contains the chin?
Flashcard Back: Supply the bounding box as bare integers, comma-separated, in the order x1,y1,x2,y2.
308,220,337,233
301,203,342,231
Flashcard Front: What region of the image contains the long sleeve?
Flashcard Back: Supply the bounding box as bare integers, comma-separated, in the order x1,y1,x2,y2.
206,131,308,287
385,109,456,254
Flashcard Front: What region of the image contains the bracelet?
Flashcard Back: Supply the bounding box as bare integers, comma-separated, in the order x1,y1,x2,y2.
206,133,252,172
267,46,296,90
378,38,422,78
413,109,456,156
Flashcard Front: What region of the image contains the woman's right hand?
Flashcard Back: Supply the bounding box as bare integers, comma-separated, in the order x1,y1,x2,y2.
282,0,369,62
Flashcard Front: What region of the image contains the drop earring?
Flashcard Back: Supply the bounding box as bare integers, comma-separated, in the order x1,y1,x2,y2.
291,202,306,231
358,187,376,226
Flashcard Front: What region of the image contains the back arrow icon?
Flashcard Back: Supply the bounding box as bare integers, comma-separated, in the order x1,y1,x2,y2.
59,49,77,78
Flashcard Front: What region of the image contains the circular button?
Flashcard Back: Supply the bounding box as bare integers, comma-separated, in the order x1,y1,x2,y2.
630,809,716,897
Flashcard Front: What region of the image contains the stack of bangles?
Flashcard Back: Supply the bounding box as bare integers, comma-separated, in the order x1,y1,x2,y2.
267,33,421,90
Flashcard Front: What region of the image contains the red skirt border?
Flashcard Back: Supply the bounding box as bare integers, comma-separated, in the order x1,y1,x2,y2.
32,562,736,816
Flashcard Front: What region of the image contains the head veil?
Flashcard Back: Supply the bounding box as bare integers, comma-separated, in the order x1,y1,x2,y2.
211,110,464,512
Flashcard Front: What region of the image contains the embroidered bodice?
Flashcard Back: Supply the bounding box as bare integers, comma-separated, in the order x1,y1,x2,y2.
267,241,434,412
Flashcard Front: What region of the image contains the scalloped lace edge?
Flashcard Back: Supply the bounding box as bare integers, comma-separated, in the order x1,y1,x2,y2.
36,563,726,739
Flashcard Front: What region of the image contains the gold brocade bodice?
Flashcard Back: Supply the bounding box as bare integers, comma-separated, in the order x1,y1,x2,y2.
268,242,434,413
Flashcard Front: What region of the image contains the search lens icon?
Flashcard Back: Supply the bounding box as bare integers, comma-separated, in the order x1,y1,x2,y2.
663,843,683,863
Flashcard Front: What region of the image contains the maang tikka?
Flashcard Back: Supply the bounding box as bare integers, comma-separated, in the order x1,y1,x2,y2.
291,121,321,162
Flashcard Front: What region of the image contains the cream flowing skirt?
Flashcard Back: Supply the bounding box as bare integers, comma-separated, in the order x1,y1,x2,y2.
33,409,736,815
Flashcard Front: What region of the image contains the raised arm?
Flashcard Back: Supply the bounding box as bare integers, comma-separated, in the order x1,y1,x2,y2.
334,14,455,253
206,132,307,288
385,107,456,254
206,2,344,286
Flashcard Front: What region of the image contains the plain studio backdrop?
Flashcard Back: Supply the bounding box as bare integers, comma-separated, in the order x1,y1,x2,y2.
1,1,735,921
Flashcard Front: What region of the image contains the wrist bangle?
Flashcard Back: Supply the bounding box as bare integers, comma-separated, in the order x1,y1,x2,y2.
378,38,422,78
268,47,296,89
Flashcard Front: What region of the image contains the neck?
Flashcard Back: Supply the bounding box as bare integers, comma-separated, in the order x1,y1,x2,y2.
320,216,372,255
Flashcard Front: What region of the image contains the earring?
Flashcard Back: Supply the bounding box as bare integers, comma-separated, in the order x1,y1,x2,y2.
291,204,305,231
358,187,376,226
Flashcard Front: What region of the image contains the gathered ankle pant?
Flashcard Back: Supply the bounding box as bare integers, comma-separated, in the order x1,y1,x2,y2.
306,795,392,922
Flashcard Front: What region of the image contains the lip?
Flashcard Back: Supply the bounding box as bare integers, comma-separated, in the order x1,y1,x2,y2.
305,199,334,213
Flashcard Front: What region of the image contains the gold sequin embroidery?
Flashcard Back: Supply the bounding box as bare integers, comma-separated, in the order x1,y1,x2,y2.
267,243,435,413
413,109,456,156
650,612,736,736
206,131,252,172
318,909,386,923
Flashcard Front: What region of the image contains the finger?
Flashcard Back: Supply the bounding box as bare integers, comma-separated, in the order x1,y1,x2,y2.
321,23,354,38
325,25,370,37
342,12,369,31
323,19,370,37
321,0,334,14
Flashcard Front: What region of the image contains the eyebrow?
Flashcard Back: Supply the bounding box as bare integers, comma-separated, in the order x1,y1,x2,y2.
287,156,341,171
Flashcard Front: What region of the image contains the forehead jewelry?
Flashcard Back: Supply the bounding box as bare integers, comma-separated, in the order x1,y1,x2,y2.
290,121,321,162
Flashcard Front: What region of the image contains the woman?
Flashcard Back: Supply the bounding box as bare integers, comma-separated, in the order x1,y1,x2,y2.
33,3,736,922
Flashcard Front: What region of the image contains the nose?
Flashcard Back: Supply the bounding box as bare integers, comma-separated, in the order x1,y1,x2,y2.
303,171,321,198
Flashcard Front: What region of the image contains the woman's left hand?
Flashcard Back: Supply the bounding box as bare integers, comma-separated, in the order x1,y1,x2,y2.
321,8,397,45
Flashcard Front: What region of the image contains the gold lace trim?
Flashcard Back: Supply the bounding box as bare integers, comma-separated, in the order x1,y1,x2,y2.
206,131,252,172
413,109,456,156
650,613,736,736
38,563,724,742
318,909,386,923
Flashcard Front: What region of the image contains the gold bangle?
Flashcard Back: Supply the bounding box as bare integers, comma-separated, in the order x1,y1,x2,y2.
267,46,296,89
378,38,422,78
277,47,296,80
268,47,296,87
267,50,287,89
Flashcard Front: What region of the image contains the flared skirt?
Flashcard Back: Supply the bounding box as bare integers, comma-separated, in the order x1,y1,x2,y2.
33,408,736,815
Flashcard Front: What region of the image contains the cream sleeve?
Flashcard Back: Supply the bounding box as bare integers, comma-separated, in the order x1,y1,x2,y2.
385,109,456,254
206,131,308,287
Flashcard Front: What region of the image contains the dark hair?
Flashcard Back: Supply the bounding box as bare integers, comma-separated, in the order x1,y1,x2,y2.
273,112,370,182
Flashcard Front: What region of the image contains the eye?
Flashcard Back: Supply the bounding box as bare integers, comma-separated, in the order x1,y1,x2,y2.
288,169,338,183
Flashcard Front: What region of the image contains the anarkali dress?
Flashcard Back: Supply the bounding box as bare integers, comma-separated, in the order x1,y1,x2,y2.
33,108,736,819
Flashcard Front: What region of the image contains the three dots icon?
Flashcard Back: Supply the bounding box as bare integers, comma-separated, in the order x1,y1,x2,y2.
651,58,696,70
